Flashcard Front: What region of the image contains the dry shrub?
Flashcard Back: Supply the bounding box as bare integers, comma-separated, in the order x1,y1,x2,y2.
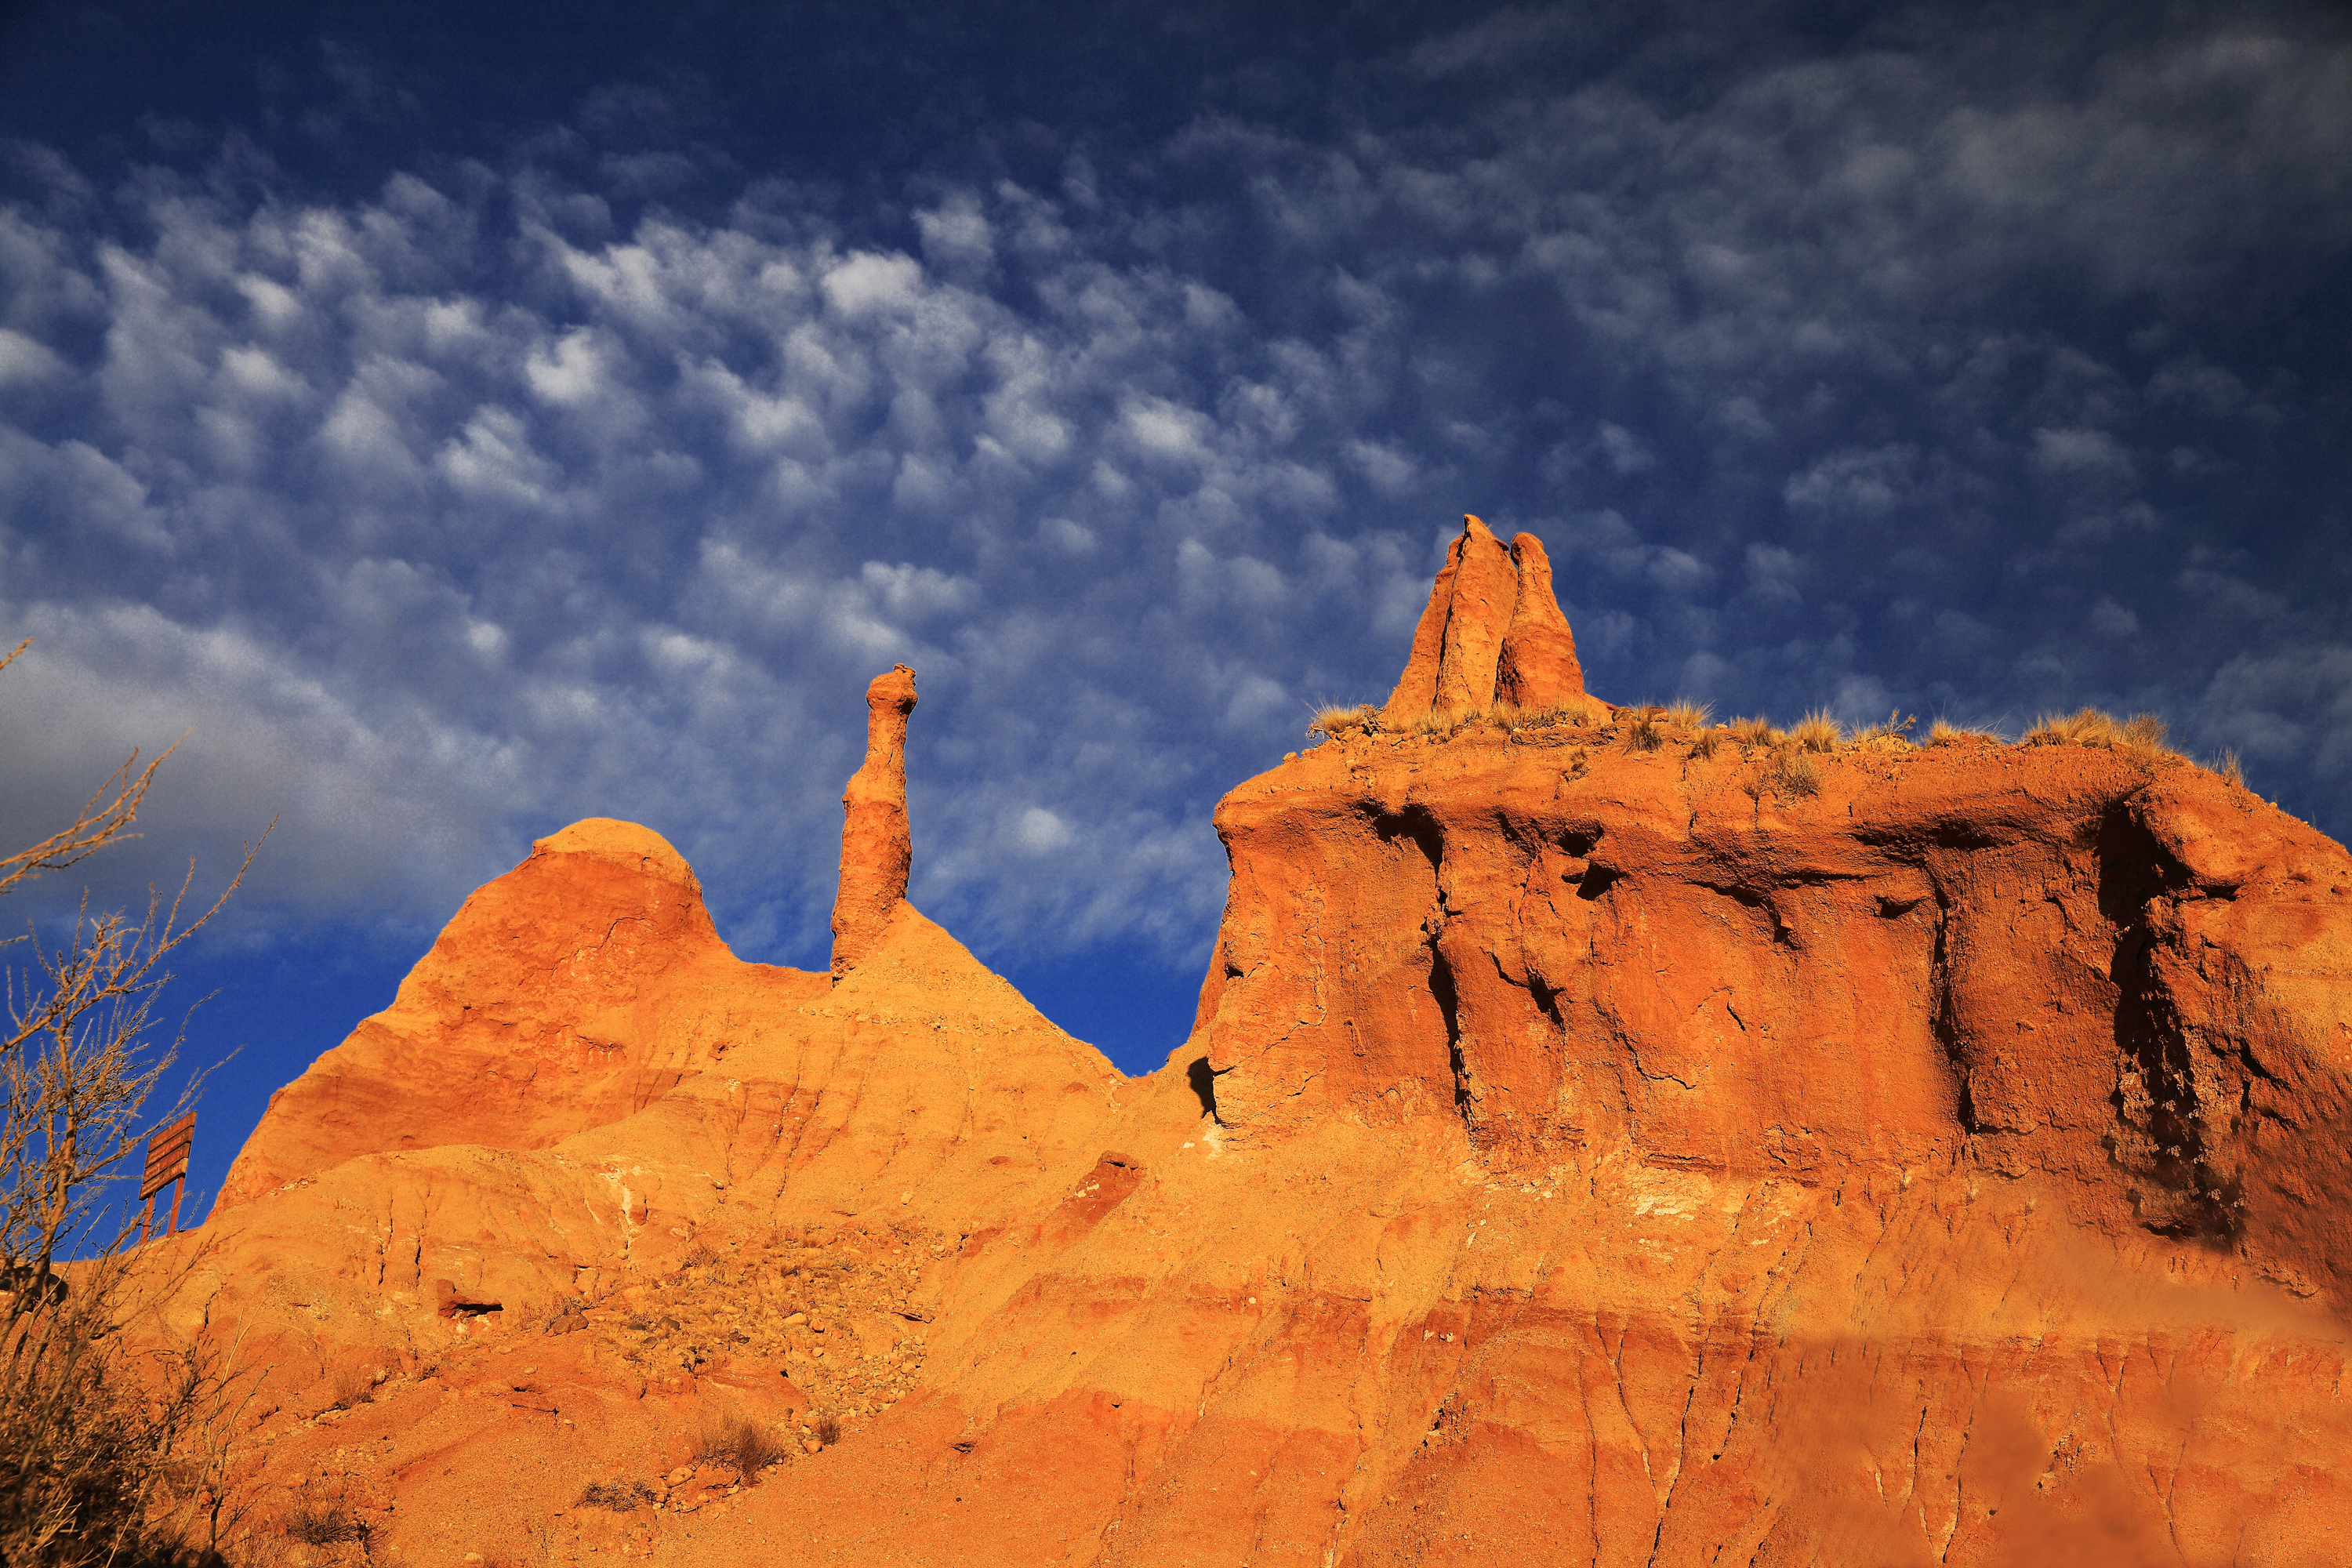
813,1414,842,1446
1852,710,1916,746
327,1365,376,1412
1620,706,1668,753
2119,713,2172,753
1789,710,1843,753
1926,718,1998,746
0,639,266,1568
1413,705,1490,739
1726,716,1782,748
1307,703,1377,740
576,1479,655,1511
694,1416,789,1479
1497,701,1592,731
1771,751,1823,797
2025,707,2118,746
2024,707,2178,759
1,1312,176,1565
284,1500,368,1546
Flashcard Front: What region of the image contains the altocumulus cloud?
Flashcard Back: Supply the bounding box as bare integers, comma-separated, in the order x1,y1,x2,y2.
0,147,1443,965
1,0,2349,985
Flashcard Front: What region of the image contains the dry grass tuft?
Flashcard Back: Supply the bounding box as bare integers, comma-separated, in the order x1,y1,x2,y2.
1689,728,1724,759
1496,700,1592,731
328,1364,377,1411
1505,700,1599,733
1771,750,1823,797
285,1500,370,1546
577,1479,656,1511
1620,706,1668,753
1926,718,2000,746
2024,707,2118,746
2024,707,2179,760
1726,716,1783,748
1852,710,1916,746
1619,699,1711,751
694,1415,790,1479
2213,750,2245,787
1392,699,1606,739
1307,702,1378,740
814,1414,843,1446
1414,705,1488,738
1789,710,1843,753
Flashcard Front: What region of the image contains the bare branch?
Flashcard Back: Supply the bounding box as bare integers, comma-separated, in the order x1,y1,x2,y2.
0,744,182,902
0,648,271,1558
0,639,192,900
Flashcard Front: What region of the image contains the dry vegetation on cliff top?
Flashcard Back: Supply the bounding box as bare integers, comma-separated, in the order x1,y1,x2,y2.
1305,692,2246,789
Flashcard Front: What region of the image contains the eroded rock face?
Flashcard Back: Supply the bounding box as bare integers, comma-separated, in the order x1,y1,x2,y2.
1196,724,2352,1230
157,556,2352,1567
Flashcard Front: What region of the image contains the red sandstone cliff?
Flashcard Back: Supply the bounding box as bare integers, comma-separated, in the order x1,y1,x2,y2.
146,528,2352,1567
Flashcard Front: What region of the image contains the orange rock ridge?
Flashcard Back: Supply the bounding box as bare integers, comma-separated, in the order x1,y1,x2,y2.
143,522,2352,1566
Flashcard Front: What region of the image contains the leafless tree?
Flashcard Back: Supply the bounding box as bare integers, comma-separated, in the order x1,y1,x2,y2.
0,638,270,1565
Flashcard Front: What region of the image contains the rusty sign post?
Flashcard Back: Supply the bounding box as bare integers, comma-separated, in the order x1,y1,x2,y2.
139,1112,196,1244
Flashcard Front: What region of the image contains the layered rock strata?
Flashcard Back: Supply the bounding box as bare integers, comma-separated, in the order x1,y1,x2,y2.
154,567,2352,1567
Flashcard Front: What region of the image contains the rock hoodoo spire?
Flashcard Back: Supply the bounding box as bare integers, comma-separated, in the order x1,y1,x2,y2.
830,662,919,976
1383,514,1593,724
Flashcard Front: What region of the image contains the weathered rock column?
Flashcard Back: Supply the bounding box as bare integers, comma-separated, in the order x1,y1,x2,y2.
1428,516,1519,716
830,663,918,977
1383,514,1597,724
1494,531,1588,710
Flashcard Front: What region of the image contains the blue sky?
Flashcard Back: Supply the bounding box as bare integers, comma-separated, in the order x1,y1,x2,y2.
2,0,2347,1219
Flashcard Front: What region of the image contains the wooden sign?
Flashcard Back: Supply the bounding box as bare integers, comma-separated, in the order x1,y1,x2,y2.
141,1112,194,1200
139,1112,196,1242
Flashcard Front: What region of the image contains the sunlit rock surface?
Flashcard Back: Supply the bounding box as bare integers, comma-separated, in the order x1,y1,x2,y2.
156,540,2352,1566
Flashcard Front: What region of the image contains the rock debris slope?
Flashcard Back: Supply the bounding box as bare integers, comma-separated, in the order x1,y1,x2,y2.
153,517,2352,1566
